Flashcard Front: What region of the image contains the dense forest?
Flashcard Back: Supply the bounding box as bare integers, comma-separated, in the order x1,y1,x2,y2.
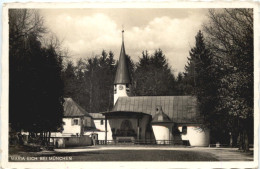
62,49,184,113
9,9,253,151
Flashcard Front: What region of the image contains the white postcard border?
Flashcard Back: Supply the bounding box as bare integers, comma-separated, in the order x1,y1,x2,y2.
1,2,259,169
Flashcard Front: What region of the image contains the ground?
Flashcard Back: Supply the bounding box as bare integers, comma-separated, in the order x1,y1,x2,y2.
9,145,253,161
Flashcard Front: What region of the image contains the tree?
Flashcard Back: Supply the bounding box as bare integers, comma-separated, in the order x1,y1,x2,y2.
133,49,176,96
186,31,229,143
203,9,253,151
63,61,77,99
9,9,64,143
40,45,64,133
64,50,117,113
9,9,46,49
184,31,205,95
175,73,185,95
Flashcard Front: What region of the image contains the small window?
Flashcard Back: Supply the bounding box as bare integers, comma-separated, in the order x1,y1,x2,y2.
100,120,104,125
126,84,130,92
72,119,79,125
114,85,117,94
182,126,187,135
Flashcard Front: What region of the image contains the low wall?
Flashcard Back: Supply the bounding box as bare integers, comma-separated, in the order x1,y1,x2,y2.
65,136,92,147
53,136,92,148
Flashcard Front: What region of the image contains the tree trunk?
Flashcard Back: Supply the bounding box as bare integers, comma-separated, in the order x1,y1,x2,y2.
232,133,238,147
238,132,243,150
47,131,50,147
44,131,47,145
244,130,249,152
40,132,43,141
238,129,250,152
43,132,45,145
229,133,233,147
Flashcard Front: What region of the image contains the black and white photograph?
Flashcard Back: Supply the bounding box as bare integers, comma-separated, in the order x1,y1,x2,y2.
1,2,258,169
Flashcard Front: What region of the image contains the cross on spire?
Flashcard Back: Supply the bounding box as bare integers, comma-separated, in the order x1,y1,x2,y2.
122,27,124,42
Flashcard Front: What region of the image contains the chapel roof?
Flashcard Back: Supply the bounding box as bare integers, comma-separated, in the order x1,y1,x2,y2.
112,96,203,124
63,98,90,117
114,30,131,84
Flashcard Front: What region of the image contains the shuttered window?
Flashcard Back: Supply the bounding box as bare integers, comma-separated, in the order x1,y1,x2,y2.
72,119,79,125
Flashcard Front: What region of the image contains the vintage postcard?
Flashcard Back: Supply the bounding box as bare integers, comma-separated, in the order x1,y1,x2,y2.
1,2,259,169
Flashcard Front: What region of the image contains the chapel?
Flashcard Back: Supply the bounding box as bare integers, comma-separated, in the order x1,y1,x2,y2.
91,30,210,146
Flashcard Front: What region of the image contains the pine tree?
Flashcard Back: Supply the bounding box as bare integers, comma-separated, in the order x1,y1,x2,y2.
133,49,176,96
66,50,117,113
63,61,77,99
184,30,207,95
184,30,232,144
175,72,185,95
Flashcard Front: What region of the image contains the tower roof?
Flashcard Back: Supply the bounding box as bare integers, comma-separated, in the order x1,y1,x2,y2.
63,98,90,117
114,30,131,84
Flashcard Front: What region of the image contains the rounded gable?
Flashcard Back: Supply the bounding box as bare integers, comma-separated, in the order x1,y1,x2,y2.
151,106,172,124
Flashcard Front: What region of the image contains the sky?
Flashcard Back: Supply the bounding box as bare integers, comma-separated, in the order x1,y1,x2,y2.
40,8,209,74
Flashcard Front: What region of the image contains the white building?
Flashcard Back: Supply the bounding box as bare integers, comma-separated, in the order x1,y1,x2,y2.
52,98,93,137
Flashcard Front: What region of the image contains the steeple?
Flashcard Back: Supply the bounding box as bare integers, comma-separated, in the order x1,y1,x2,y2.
114,30,131,84
113,30,131,105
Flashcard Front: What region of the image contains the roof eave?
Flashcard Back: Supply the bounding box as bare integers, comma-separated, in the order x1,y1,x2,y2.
63,115,84,118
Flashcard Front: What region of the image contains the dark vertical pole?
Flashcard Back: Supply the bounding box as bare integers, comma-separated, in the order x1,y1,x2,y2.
229,132,233,147
48,131,50,146
105,116,107,145
169,125,171,145
137,118,140,142
80,118,83,136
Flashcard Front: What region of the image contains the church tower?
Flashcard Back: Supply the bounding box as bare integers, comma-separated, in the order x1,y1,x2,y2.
114,30,131,105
